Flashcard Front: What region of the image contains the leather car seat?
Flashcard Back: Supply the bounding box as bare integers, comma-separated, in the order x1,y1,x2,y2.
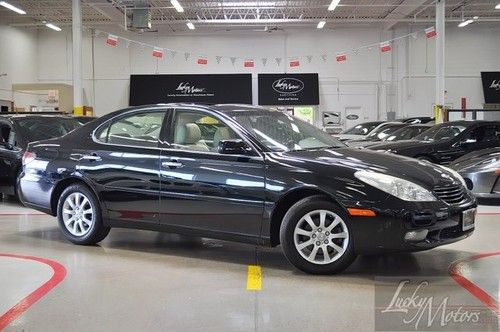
213,127,235,151
175,123,209,151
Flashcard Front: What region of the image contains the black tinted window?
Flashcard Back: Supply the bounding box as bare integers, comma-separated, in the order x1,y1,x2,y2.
16,117,81,141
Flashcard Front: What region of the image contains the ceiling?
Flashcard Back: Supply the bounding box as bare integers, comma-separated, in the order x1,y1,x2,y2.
1,0,500,33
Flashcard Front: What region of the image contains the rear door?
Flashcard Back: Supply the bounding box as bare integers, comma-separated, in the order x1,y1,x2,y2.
78,108,167,226
158,108,265,240
0,119,22,194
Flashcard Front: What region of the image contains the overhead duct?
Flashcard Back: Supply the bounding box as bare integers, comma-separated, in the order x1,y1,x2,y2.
131,7,151,29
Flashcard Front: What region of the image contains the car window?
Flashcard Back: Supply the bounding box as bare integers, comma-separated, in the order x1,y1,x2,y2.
170,110,239,152
414,124,466,142
0,123,11,146
385,126,429,141
463,125,500,143
99,111,165,148
16,117,81,142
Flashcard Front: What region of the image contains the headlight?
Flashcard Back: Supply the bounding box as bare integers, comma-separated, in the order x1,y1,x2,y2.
354,170,436,201
436,165,467,187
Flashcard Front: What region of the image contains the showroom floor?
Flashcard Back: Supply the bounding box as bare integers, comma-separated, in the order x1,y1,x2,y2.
0,198,499,331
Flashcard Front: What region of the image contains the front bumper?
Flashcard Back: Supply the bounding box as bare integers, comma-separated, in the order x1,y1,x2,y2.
346,195,476,254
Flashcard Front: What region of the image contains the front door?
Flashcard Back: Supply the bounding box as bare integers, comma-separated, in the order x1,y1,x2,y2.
79,109,167,225
159,108,265,240
0,120,21,195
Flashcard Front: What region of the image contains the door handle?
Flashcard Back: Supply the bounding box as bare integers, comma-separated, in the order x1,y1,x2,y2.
81,155,102,162
162,161,183,169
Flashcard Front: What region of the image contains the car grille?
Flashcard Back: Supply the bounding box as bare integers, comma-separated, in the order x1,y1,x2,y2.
433,185,465,205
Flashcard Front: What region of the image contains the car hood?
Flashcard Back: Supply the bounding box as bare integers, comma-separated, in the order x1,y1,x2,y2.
366,139,430,151
450,148,500,172
274,148,462,189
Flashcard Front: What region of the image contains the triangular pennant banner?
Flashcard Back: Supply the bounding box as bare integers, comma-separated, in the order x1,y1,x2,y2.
261,58,267,66
106,34,118,47
184,52,190,61
216,56,223,64
321,54,327,62
275,57,282,66
153,48,163,58
171,50,177,58
306,55,313,63
230,57,236,66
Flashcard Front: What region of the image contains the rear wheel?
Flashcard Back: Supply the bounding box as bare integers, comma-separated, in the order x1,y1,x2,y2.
280,196,356,274
57,184,110,245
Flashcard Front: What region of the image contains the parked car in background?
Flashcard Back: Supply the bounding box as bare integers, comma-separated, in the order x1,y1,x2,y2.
19,104,476,274
0,114,82,198
356,123,434,149
335,121,385,142
369,121,500,164
74,116,97,125
450,147,500,204
346,122,408,148
397,117,434,124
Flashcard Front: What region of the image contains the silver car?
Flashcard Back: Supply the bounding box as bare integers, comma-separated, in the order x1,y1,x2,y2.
450,147,500,202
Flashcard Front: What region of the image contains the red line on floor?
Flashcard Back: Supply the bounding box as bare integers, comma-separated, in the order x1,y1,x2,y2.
448,252,500,315
0,254,66,331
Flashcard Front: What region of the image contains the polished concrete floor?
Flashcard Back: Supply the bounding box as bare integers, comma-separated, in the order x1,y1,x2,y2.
0,198,499,331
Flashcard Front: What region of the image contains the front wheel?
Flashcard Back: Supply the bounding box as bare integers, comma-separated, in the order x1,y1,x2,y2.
280,196,356,274
57,184,110,245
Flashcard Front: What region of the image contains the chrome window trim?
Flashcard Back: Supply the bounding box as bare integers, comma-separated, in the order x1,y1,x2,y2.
91,105,264,160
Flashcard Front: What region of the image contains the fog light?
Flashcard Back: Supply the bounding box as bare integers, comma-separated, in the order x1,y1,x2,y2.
404,229,428,242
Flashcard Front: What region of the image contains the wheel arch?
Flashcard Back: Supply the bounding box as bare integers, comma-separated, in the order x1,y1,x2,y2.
268,187,341,247
50,176,99,216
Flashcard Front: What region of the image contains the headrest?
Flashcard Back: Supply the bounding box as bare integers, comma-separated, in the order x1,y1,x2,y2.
175,123,202,144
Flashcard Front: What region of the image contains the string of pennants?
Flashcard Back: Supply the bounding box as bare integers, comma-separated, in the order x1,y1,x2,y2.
100,26,436,68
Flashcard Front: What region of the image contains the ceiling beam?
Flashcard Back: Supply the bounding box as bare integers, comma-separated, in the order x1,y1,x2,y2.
383,0,432,30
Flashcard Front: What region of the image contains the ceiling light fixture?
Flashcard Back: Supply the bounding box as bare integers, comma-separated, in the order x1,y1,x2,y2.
0,1,26,14
45,23,62,31
186,21,195,30
458,19,473,28
328,0,341,11
496,4,500,9
317,21,326,29
170,0,184,13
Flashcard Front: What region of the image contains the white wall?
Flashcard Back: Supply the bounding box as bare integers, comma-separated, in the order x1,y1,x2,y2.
0,25,39,109
3,22,499,126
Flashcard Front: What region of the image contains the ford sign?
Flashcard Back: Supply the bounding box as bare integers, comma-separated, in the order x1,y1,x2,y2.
272,78,304,94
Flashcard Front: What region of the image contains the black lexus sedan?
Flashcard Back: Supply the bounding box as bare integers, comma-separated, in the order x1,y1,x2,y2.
0,114,82,198
18,104,476,274
369,120,500,164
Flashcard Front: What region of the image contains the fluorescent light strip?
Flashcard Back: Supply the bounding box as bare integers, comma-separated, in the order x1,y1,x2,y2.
496,3,500,9
328,0,341,11
170,0,184,13
186,22,195,30
0,1,26,14
458,19,474,27
317,21,326,29
45,23,62,31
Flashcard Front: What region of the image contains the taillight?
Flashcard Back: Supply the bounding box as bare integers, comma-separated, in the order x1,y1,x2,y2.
22,151,36,166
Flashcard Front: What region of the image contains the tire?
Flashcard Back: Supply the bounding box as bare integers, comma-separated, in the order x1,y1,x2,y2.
57,184,110,245
279,195,356,274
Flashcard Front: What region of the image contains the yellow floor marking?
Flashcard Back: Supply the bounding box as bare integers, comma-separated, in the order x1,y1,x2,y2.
246,265,262,291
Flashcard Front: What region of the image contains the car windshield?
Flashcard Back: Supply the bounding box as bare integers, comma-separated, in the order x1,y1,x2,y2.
366,124,407,141
16,117,82,141
385,125,430,141
414,123,467,142
233,111,345,152
342,122,381,135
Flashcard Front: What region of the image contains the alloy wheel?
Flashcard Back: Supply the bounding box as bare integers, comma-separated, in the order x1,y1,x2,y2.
62,192,94,237
293,209,349,265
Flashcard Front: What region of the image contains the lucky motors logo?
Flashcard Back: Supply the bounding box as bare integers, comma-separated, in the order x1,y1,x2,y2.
489,80,500,90
272,78,304,94
175,82,206,94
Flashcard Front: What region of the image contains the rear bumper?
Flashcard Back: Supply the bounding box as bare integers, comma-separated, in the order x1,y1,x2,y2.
17,171,55,215
347,196,477,254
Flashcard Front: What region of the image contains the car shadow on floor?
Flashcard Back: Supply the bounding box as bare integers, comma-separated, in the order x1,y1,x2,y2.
16,225,477,280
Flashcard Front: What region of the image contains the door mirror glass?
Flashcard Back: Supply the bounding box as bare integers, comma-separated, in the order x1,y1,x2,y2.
218,139,252,155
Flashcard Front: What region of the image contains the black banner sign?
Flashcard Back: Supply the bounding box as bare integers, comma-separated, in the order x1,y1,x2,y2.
481,72,500,104
129,74,252,105
258,73,319,105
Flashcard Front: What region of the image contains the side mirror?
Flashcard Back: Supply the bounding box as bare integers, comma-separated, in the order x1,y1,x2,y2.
218,139,252,155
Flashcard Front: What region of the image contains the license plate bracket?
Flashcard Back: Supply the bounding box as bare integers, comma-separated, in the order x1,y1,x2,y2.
461,208,476,231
